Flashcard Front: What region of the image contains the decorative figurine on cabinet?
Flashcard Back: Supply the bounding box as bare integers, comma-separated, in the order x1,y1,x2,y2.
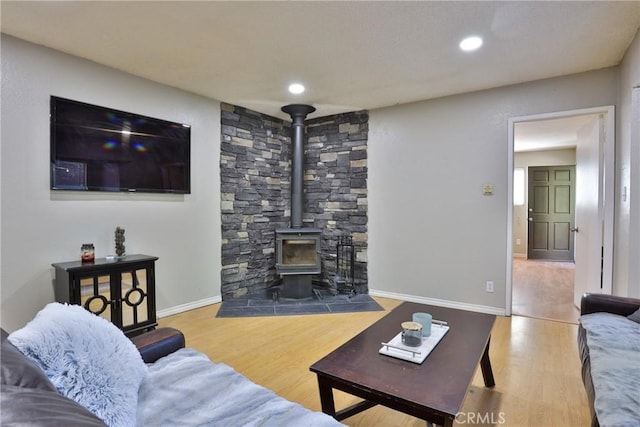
115,227,126,258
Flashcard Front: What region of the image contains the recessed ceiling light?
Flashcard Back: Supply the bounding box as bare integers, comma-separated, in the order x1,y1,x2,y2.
459,36,483,52
288,83,305,94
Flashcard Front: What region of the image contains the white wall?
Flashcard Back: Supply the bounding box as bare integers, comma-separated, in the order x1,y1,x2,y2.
615,29,640,297
368,69,618,313
2,33,636,329
513,149,576,257
1,35,222,332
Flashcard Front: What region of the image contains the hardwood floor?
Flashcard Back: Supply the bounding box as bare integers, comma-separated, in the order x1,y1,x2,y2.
158,297,590,426
512,258,579,324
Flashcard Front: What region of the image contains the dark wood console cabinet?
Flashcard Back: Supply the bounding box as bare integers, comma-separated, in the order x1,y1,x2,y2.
52,254,158,337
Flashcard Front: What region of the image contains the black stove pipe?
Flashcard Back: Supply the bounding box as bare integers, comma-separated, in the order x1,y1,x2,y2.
281,104,316,229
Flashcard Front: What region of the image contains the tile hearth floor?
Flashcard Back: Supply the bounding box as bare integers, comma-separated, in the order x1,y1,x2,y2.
216,293,384,318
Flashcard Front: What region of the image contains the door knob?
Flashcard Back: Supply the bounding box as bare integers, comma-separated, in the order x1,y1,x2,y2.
528,208,533,212
571,227,579,233
528,217,533,222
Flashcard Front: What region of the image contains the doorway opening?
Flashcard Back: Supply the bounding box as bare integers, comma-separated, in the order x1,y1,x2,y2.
512,258,578,323
506,107,615,321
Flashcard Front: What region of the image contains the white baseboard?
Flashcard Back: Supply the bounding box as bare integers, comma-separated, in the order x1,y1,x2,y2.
369,290,506,316
157,296,222,318
157,292,507,318
513,253,527,259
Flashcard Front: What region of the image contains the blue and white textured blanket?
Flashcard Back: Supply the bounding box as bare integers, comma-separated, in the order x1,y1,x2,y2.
9,303,147,427
580,312,640,427
137,348,343,426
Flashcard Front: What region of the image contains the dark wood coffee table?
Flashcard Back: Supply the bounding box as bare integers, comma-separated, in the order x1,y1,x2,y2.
309,302,496,427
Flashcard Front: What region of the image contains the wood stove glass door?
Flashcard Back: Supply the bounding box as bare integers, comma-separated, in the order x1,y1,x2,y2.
282,239,317,265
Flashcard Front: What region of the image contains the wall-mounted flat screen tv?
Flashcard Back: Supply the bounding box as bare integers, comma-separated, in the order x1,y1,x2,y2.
51,96,191,194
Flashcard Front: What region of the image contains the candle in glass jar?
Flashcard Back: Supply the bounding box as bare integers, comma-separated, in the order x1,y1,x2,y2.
81,243,95,263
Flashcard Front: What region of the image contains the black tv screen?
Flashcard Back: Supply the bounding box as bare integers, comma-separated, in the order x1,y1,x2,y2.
50,96,191,194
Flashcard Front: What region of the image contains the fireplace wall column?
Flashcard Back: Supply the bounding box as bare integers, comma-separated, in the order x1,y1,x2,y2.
220,103,369,300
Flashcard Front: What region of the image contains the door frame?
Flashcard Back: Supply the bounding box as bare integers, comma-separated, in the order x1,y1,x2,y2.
506,106,615,316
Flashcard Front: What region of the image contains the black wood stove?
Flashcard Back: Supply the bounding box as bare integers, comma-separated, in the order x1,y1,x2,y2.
275,104,320,298
275,227,321,298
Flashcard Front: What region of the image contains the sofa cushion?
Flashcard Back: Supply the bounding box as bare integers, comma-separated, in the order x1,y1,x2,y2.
627,307,640,324
8,303,147,427
1,385,106,426
137,347,343,426
580,312,640,426
1,328,56,392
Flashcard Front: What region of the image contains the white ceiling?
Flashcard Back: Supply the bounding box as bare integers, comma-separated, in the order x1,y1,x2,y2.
2,1,639,146
514,114,599,152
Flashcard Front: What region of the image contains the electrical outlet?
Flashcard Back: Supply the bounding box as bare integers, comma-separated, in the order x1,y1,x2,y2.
486,281,494,293
516,238,521,245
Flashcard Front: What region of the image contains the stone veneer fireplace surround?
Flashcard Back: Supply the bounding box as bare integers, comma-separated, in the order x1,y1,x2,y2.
220,103,368,300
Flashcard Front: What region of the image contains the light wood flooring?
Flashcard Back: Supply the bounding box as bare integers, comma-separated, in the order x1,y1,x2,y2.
158,297,590,426
512,258,579,324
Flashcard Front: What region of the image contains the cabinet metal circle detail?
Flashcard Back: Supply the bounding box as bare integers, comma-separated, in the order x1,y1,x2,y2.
84,295,109,315
124,288,146,307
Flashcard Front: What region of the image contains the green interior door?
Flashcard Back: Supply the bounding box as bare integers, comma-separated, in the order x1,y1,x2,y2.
527,166,576,261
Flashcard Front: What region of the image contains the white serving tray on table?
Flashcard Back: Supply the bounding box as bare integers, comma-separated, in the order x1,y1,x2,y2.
379,320,450,364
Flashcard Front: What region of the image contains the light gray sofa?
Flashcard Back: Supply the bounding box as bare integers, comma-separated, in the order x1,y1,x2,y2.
3,302,342,427
578,293,640,427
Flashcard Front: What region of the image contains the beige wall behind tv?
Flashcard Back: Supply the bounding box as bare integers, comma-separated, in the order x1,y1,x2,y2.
1,35,222,332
